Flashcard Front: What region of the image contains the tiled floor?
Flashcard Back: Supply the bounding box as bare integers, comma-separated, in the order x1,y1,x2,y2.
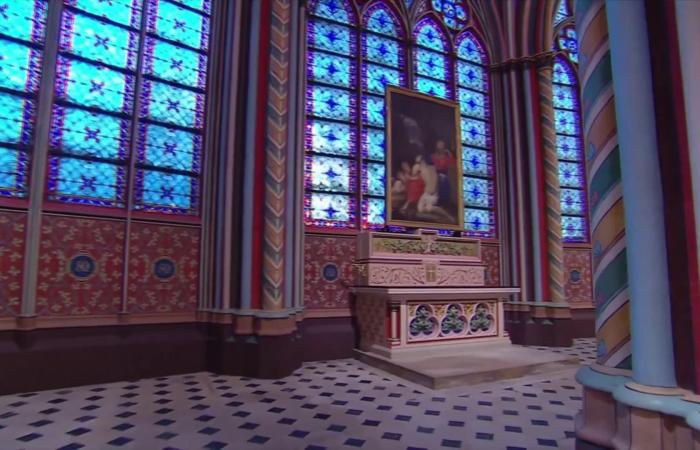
0,338,596,450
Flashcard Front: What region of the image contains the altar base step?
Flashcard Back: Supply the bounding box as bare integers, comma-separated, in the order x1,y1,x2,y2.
354,341,579,390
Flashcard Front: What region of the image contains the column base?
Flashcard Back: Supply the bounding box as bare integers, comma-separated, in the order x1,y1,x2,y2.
504,302,575,346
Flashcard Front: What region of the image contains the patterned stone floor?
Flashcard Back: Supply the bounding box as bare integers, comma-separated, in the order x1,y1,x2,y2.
0,338,596,450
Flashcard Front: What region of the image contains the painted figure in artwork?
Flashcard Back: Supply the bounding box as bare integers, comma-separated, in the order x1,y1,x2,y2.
430,139,457,208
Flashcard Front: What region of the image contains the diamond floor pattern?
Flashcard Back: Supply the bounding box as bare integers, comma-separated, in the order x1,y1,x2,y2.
0,338,596,450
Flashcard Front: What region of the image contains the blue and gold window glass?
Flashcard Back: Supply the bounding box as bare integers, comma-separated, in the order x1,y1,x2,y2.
361,2,404,228
46,0,210,215
456,32,494,237
305,0,357,228
553,56,587,242
0,1,48,199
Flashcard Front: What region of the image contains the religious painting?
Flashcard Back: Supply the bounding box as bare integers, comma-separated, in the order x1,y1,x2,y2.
386,86,464,230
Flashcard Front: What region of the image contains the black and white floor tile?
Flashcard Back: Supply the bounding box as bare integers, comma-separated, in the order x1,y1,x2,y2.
0,338,595,450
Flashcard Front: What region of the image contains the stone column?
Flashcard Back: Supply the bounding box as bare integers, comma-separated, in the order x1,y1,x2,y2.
536,59,566,304
606,0,676,388
574,0,631,370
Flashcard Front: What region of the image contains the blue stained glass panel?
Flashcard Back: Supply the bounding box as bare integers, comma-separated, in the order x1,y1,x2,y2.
307,85,353,121
141,80,204,128
415,21,446,52
364,64,401,94
307,119,355,157
462,146,490,177
311,0,353,25
461,117,489,148
364,197,385,226
556,134,582,161
457,35,485,63
365,6,399,36
307,154,352,193
415,77,448,99
65,0,142,28
463,177,491,208
136,169,195,211
560,188,585,215
48,156,125,205
432,0,469,30
362,128,385,161
557,26,578,63
364,34,400,66
363,95,385,127
169,0,210,13
309,51,353,88
144,37,207,88
457,60,486,92
458,88,487,119
148,0,209,50
554,0,569,27
464,208,493,234
559,161,584,188
553,60,576,85
415,49,448,80
554,108,580,136
0,146,27,196
309,21,354,56
307,192,353,225
55,57,134,113
50,106,130,159
59,12,140,70
553,84,578,110
0,0,47,43
561,216,587,241
364,162,385,196
0,92,35,145
138,123,201,172
0,39,43,93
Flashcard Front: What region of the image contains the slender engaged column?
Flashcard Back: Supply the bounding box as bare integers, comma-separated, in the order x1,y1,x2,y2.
537,61,566,304
575,0,631,371
606,0,676,388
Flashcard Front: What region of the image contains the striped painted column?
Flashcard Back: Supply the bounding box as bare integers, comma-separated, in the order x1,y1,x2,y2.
537,61,566,303
575,0,631,370
262,0,292,310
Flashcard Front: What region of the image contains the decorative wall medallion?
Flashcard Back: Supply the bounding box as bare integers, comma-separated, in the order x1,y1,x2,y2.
322,263,339,282
69,254,96,280
569,269,581,283
154,257,176,281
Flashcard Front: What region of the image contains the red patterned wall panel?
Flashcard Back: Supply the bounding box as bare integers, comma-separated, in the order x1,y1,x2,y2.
304,234,356,310
36,215,124,316
127,223,200,313
564,247,593,305
0,211,26,316
481,244,500,287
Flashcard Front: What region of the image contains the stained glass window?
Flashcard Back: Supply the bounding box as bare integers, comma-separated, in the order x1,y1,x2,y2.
554,0,569,27
361,2,405,228
45,0,210,215
305,0,357,228
0,1,48,199
457,32,494,237
557,24,578,63
553,56,587,242
413,18,450,100
304,0,496,236
431,0,468,30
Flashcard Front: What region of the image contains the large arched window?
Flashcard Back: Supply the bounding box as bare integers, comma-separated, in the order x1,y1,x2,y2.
0,0,212,217
305,0,496,237
552,0,588,242
0,2,48,200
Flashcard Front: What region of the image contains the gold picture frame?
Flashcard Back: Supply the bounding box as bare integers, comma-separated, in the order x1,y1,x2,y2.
385,86,464,230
